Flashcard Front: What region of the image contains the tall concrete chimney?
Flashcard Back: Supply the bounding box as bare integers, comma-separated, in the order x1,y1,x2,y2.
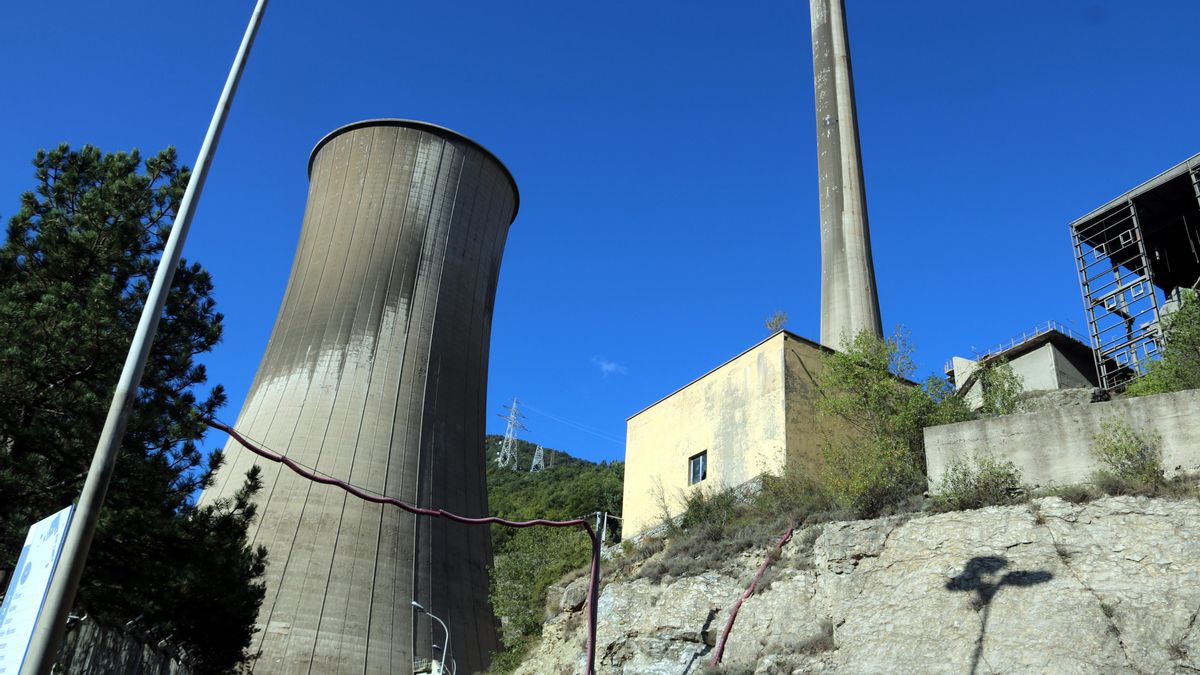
811,0,883,346
201,119,518,673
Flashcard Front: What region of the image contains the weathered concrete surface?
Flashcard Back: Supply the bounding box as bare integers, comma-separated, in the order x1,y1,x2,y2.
925,389,1200,490
957,341,1098,410
1017,387,1107,413
811,0,882,346
951,331,1100,410
623,333,834,536
199,120,517,674
518,496,1200,674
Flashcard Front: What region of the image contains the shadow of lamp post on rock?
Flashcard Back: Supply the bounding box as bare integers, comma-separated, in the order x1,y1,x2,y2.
946,556,1053,675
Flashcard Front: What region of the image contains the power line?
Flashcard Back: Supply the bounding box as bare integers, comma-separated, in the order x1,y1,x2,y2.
520,401,623,446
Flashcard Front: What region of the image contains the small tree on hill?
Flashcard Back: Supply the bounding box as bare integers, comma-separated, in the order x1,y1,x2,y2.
1126,289,1200,397
978,359,1024,416
815,329,972,517
765,310,788,333
0,144,265,672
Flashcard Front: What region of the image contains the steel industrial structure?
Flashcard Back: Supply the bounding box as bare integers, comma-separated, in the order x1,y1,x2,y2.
1070,153,1200,388
200,119,518,673
495,398,524,469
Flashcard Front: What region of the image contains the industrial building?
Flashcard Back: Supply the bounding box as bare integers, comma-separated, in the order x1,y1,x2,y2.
199,120,517,673
623,331,833,536
944,322,1104,409
1071,153,1200,388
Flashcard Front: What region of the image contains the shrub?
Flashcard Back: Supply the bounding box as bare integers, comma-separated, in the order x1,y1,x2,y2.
679,485,743,542
978,359,1024,416
795,620,837,654
641,472,841,584
1091,418,1164,495
489,637,534,674
1046,484,1099,504
822,437,926,518
754,466,843,528
1125,289,1200,397
815,330,974,518
489,526,590,645
930,456,1026,512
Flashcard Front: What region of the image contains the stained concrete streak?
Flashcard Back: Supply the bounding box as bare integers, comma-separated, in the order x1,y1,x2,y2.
200,120,517,674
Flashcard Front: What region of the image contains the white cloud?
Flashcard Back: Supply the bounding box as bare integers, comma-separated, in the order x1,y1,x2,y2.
591,355,628,377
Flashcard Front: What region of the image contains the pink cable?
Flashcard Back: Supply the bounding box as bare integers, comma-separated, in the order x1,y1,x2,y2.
708,527,794,666
206,418,601,675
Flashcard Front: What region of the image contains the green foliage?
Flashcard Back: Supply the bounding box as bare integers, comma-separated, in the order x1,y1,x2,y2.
488,640,534,675
1126,289,1200,396
930,456,1026,512
978,359,1024,417
0,144,264,672
639,470,838,585
821,437,925,519
679,484,742,541
1091,418,1165,494
755,465,844,528
815,330,973,518
485,436,623,549
1044,484,1100,504
489,526,590,645
484,436,622,654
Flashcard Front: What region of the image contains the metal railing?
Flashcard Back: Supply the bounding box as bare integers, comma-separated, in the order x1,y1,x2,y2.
944,320,1090,374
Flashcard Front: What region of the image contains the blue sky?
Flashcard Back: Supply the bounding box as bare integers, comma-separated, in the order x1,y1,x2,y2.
1,2,1197,465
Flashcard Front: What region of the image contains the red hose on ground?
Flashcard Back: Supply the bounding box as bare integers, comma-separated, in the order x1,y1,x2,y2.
708,527,795,666
206,418,601,675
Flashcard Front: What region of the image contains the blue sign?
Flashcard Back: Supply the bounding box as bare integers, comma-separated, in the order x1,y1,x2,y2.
0,505,74,674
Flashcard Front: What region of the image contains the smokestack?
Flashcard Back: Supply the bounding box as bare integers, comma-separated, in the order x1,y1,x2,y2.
201,119,518,673
811,0,883,346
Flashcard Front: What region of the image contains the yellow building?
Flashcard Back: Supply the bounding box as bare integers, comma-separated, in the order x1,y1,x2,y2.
623,330,834,536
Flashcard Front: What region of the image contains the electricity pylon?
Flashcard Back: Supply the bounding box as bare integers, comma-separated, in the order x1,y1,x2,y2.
496,398,525,469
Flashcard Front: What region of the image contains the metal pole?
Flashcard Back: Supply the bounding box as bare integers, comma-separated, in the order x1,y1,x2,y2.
434,645,457,675
413,602,450,675
20,2,269,672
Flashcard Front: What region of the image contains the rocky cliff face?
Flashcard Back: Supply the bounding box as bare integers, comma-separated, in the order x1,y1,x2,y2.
516,496,1200,674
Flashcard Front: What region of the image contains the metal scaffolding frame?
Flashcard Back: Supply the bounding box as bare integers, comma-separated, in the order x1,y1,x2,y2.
1071,203,1161,388
1071,154,1200,389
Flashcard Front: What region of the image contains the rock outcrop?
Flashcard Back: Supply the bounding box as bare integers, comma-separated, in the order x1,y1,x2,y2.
515,496,1200,674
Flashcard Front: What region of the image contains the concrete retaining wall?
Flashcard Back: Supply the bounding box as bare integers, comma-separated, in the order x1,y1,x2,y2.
924,389,1200,490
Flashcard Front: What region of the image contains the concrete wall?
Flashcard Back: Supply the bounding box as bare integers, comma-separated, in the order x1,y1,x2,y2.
1010,344,1059,391
925,389,1200,490
783,336,835,475
200,120,516,674
1053,344,1097,389
623,334,788,535
622,333,838,536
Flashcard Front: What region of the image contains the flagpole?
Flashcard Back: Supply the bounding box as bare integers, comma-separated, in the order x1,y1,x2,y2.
20,1,269,671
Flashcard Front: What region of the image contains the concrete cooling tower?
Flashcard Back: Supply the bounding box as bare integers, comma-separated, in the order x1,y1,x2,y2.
200,119,518,673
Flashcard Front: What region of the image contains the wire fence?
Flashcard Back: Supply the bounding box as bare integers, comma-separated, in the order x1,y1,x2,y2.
54,615,188,675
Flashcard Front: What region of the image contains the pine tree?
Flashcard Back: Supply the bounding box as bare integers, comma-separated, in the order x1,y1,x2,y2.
0,144,265,673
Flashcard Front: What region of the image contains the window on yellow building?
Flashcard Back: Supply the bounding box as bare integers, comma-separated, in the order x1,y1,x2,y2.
688,451,707,485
